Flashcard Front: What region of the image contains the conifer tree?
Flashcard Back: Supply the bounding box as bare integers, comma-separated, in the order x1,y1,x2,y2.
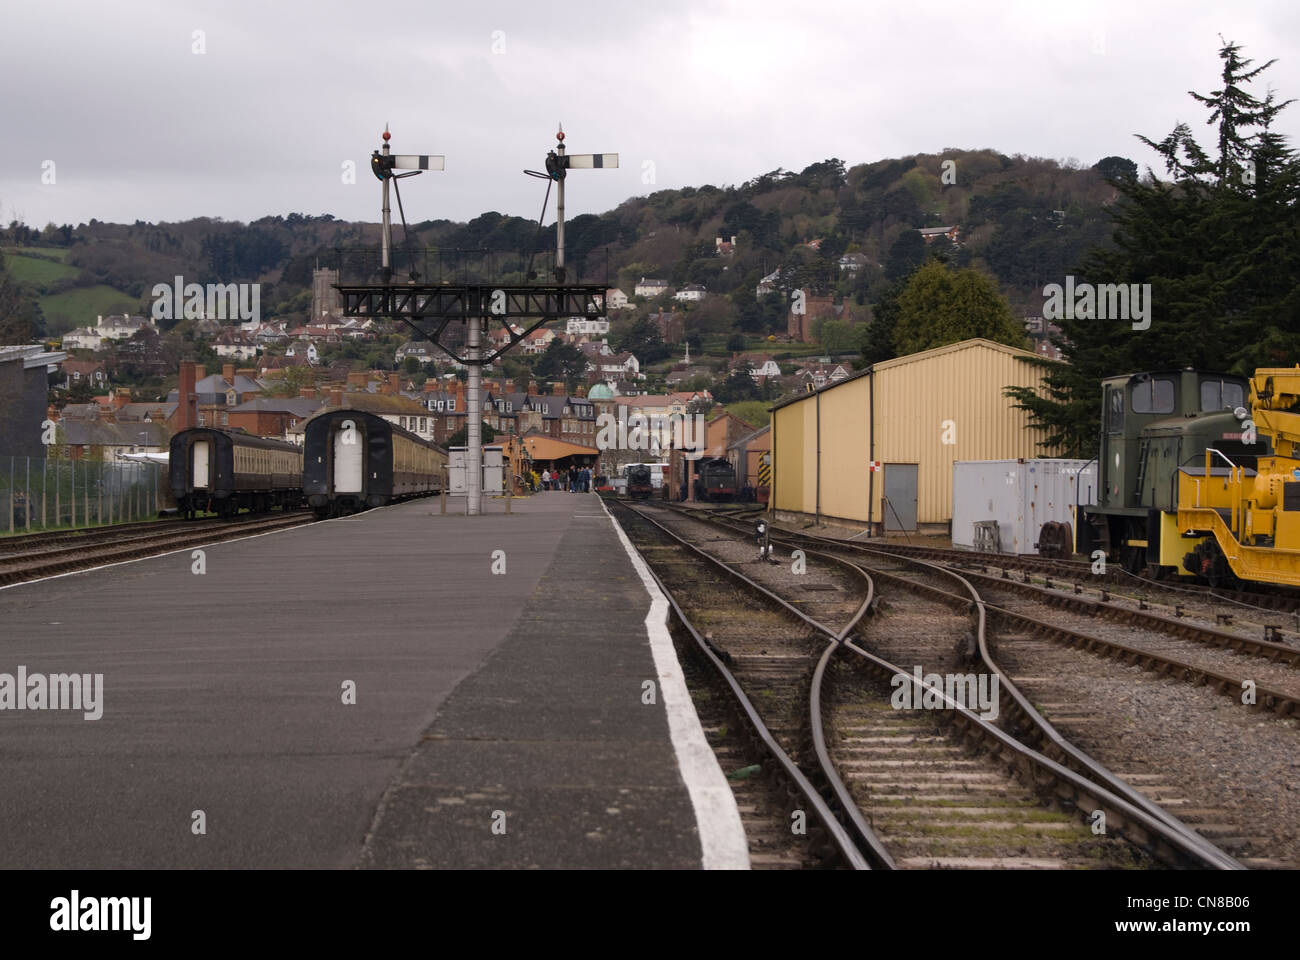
1005,40,1300,457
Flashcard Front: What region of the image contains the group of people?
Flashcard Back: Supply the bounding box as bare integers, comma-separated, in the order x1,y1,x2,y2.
540,466,593,493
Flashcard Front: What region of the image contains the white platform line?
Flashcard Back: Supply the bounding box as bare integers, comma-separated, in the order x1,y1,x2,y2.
599,498,750,870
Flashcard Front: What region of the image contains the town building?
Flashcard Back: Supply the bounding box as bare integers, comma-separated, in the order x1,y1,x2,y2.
919,225,961,243
634,278,670,298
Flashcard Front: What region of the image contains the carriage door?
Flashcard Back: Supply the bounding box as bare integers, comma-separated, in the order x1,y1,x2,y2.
192,440,210,489
333,424,363,494
883,463,918,532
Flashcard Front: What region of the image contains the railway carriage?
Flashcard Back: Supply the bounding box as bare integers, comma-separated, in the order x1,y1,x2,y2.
303,410,447,518
169,428,304,519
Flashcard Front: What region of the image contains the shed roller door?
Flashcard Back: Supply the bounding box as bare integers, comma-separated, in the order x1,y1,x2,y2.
334,428,363,493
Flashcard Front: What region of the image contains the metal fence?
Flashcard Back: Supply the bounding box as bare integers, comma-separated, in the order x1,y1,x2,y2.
0,456,165,534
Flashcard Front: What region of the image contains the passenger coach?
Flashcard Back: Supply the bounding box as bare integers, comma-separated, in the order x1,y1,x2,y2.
303,409,448,518
169,428,304,518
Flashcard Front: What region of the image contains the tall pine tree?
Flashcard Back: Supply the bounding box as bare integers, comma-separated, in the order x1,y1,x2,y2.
1006,40,1300,457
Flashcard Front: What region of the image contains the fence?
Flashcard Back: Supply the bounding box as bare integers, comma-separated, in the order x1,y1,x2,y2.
0,456,166,534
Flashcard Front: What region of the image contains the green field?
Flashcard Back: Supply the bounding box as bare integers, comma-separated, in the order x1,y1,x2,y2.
2,245,71,262
41,285,143,335
3,251,80,288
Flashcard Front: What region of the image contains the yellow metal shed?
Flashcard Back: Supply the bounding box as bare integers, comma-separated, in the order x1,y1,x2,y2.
770,338,1057,531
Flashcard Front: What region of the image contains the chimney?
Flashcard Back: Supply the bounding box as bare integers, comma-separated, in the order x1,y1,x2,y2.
299,387,316,399
222,363,235,384
348,372,368,387
504,379,515,394
236,367,256,379
551,382,564,396
178,361,197,431
527,380,538,396
113,387,131,410
385,372,401,395
329,387,343,407
576,384,586,398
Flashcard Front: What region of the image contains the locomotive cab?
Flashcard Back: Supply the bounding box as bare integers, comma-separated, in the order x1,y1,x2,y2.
1080,370,1258,577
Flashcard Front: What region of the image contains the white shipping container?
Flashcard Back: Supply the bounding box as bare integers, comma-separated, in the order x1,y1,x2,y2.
951,459,1097,554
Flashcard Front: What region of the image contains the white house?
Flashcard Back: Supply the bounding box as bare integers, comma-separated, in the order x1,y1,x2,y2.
634,277,670,298
756,269,782,297
214,327,258,360
742,355,781,381
838,252,868,272
395,340,437,365
96,314,155,341
519,327,558,355
284,340,318,364
589,351,641,380
605,288,630,310
674,284,707,303
567,317,610,337
61,327,104,351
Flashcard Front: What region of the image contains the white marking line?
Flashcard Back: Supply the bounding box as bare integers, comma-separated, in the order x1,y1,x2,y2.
599,498,750,870
0,520,315,592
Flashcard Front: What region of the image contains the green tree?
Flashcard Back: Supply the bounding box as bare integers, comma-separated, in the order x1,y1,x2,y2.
1093,156,1138,183
1006,40,1300,457
725,401,769,427
889,261,1027,355
446,422,498,447
614,316,671,363
714,368,760,403
814,318,857,355
533,338,588,387
885,230,927,281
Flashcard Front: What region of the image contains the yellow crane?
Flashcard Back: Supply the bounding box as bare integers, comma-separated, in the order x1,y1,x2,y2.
1177,366,1300,586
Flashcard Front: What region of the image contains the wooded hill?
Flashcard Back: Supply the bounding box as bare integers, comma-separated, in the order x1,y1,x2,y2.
1,150,1126,347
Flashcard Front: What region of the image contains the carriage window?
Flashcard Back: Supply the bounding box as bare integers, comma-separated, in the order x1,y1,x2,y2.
1200,379,1244,412
1130,378,1175,414
1106,389,1124,432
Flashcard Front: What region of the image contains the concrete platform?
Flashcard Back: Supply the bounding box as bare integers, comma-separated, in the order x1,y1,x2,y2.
0,492,745,869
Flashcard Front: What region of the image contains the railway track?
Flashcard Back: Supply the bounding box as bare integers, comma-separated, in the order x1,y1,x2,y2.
704,510,1300,716
850,538,1300,619
0,511,315,587
669,503,1300,867
612,500,1239,870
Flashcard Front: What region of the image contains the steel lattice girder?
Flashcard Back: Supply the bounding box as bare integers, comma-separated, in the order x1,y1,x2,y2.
335,284,607,321
334,282,609,365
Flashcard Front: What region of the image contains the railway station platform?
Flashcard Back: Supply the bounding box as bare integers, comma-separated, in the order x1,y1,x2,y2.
0,492,746,870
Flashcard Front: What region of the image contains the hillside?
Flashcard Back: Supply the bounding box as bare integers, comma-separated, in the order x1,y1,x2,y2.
0,150,1127,349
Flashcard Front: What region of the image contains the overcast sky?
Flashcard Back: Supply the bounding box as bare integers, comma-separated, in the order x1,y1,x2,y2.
2,0,1297,229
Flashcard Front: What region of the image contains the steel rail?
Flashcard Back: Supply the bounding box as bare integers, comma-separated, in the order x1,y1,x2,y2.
663,504,1244,870
611,501,884,869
